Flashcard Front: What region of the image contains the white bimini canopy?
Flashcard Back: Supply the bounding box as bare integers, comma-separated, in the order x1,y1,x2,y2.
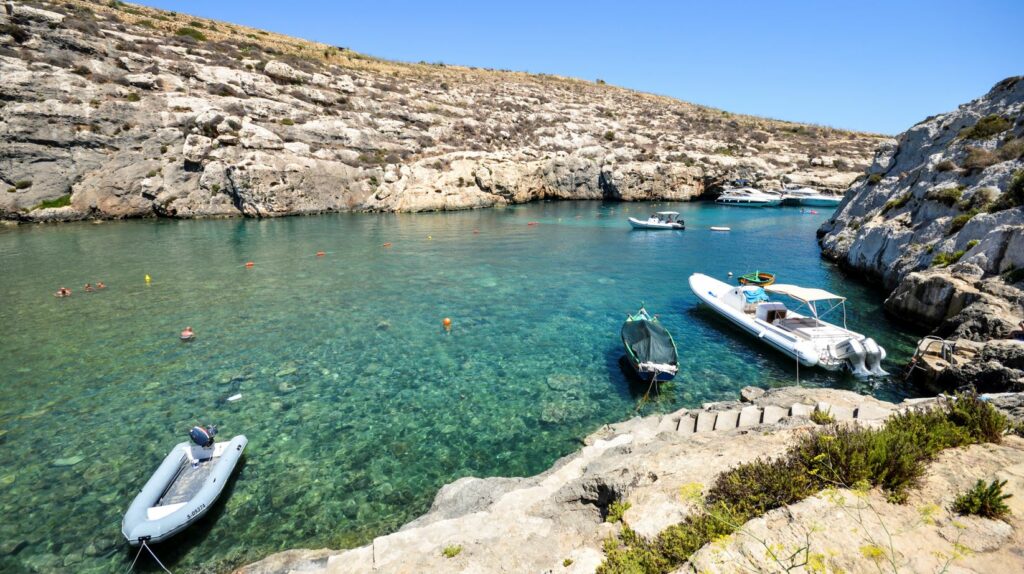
656,211,679,215
766,284,845,303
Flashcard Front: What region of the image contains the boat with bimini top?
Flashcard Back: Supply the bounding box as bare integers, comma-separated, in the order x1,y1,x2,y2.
628,211,685,230
620,306,679,382
689,273,887,377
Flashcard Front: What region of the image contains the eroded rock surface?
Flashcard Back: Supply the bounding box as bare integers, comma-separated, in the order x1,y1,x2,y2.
1,0,883,222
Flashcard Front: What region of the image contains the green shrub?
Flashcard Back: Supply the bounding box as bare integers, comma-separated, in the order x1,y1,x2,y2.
927,186,964,206
881,192,911,214
126,92,141,102
188,20,206,29
960,187,997,211
989,169,1024,212
175,27,207,42
442,545,462,558
6,188,16,193
606,500,632,523
0,23,30,44
959,115,1012,140
32,194,72,210
563,558,574,567
961,147,999,173
999,138,1024,161
280,118,295,126
935,159,957,172
932,250,966,267
146,170,158,178
14,180,32,190
868,173,883,185
136,19,155,29
953,479,1012,519
603,131,615,141
597,395,1008,573
949,210,979,234
810,409,836,425
965,239,980,250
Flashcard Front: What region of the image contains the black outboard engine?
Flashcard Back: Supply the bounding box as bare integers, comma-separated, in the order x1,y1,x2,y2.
189,425,218,448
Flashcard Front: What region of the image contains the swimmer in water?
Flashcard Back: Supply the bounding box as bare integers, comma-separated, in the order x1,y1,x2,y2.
181,326,195,340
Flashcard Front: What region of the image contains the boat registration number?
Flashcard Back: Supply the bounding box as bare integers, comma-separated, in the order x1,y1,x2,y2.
188,504,207,519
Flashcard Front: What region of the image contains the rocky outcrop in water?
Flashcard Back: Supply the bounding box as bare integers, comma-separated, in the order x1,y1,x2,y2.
237,387,1024,574
0,0,883,222
819,77,1024,391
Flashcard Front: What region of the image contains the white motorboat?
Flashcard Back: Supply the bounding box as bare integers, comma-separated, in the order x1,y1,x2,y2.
777,186,843,207
688,273,887,376
628,211,685,230
715,187,782,207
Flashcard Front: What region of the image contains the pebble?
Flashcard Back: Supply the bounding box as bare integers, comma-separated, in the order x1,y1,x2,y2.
52,455,85,467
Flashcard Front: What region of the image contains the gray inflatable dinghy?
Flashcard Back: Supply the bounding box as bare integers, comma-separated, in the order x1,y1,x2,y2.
122,434,247,545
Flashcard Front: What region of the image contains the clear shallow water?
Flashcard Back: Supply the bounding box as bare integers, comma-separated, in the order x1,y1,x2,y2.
0,201,921,573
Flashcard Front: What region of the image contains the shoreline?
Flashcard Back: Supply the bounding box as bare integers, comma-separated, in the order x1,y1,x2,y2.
234,386,1024,574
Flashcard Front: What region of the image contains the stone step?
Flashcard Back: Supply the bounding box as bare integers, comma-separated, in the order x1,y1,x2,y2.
737,406,762,427
677,414,696,434
713,409,740,431
854,403,890,421
695,410,717,433
762,405,788,425
790,403,814,418
816,401,853,421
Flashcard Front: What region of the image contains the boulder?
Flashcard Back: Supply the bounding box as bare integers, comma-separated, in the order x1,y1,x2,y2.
263,60,311,84
182,134,213,163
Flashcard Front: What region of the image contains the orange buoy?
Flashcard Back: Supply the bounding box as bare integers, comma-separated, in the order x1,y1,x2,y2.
316,251,325,257
245,261,254,268
527,221,539,226
442,317,452,331
382,242,392,247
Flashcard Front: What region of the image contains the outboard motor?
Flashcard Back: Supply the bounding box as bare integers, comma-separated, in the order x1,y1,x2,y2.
833,338,871,377
862,338,888,377
189,425,218,448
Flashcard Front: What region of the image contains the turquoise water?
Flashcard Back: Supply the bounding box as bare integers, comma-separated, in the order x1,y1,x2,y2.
0,202,921,573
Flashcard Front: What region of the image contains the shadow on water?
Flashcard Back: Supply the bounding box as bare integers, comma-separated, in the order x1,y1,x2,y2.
125,456,248,573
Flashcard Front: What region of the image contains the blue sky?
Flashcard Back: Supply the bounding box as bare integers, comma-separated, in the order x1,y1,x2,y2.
139,1,1023,134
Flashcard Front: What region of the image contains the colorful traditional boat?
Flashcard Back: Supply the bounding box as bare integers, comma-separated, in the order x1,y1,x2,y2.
620,306,679,382
737,271,775,286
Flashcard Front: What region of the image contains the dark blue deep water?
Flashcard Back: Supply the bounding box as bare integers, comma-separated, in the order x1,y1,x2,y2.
0,201,920,572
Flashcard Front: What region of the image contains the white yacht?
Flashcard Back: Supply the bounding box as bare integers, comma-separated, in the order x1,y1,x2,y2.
688,273,887,377
628,211,685,230
715,187,782,207
777,186,843,208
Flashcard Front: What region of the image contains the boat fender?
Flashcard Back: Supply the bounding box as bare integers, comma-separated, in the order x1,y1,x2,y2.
189,425,217,448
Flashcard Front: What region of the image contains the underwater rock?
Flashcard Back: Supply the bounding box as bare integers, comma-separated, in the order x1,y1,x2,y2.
52,455,85,467
376,320,391,331
0,539,27,556
278,381,296,393
276,366,298,377
546,373,586,391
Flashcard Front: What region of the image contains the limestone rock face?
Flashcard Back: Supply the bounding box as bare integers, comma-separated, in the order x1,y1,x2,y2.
819,77,1024,391
0,0,883,222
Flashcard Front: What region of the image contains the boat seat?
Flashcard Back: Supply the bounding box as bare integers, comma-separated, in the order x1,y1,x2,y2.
146,502,186,521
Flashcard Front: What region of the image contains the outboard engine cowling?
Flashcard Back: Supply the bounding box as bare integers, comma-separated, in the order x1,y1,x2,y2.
862,338,888,377
189,425,217,447
833,338,871,377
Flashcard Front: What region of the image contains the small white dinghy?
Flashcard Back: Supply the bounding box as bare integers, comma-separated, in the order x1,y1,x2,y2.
710,226,731,231
628,211,685,230
688,273,887,376
123,427,247,546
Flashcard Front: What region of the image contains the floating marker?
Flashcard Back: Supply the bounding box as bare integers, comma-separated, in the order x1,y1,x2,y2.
527,222,539,226
245,261,254,268
383,242,392,247
227,393,242,402
144,274,152,285
316,251,325,257
442,317,452,331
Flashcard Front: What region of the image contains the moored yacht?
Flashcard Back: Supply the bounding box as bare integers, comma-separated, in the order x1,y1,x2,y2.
688,273,887,377
715,187,782,207
777,186,843,207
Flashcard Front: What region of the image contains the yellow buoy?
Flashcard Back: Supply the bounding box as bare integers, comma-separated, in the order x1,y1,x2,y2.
145,274,151,285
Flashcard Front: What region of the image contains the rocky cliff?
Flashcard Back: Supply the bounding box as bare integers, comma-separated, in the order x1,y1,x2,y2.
819,77,1024,390
0,0,884,222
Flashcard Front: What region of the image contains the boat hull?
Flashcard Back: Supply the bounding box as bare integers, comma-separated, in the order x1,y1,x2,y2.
714,199,781,207
628,217,684,230
122,435,248,545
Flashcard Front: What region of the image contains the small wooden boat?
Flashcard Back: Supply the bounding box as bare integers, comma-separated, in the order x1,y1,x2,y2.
620,306,679,381
737,270,775,286
122,432,247,545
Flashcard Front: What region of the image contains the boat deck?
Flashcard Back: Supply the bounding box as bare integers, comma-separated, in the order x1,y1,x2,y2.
775,317,851,341
158,459,216,506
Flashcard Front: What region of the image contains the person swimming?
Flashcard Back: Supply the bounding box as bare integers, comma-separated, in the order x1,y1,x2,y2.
84,283,94,292
180,326,195,341
96,282,106,289
54,287,71,297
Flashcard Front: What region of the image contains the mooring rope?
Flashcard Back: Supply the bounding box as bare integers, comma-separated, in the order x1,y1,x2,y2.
125,541,173,574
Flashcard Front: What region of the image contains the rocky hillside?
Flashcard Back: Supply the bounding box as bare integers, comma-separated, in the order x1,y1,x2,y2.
0,0,884,222
819,77,1024,390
